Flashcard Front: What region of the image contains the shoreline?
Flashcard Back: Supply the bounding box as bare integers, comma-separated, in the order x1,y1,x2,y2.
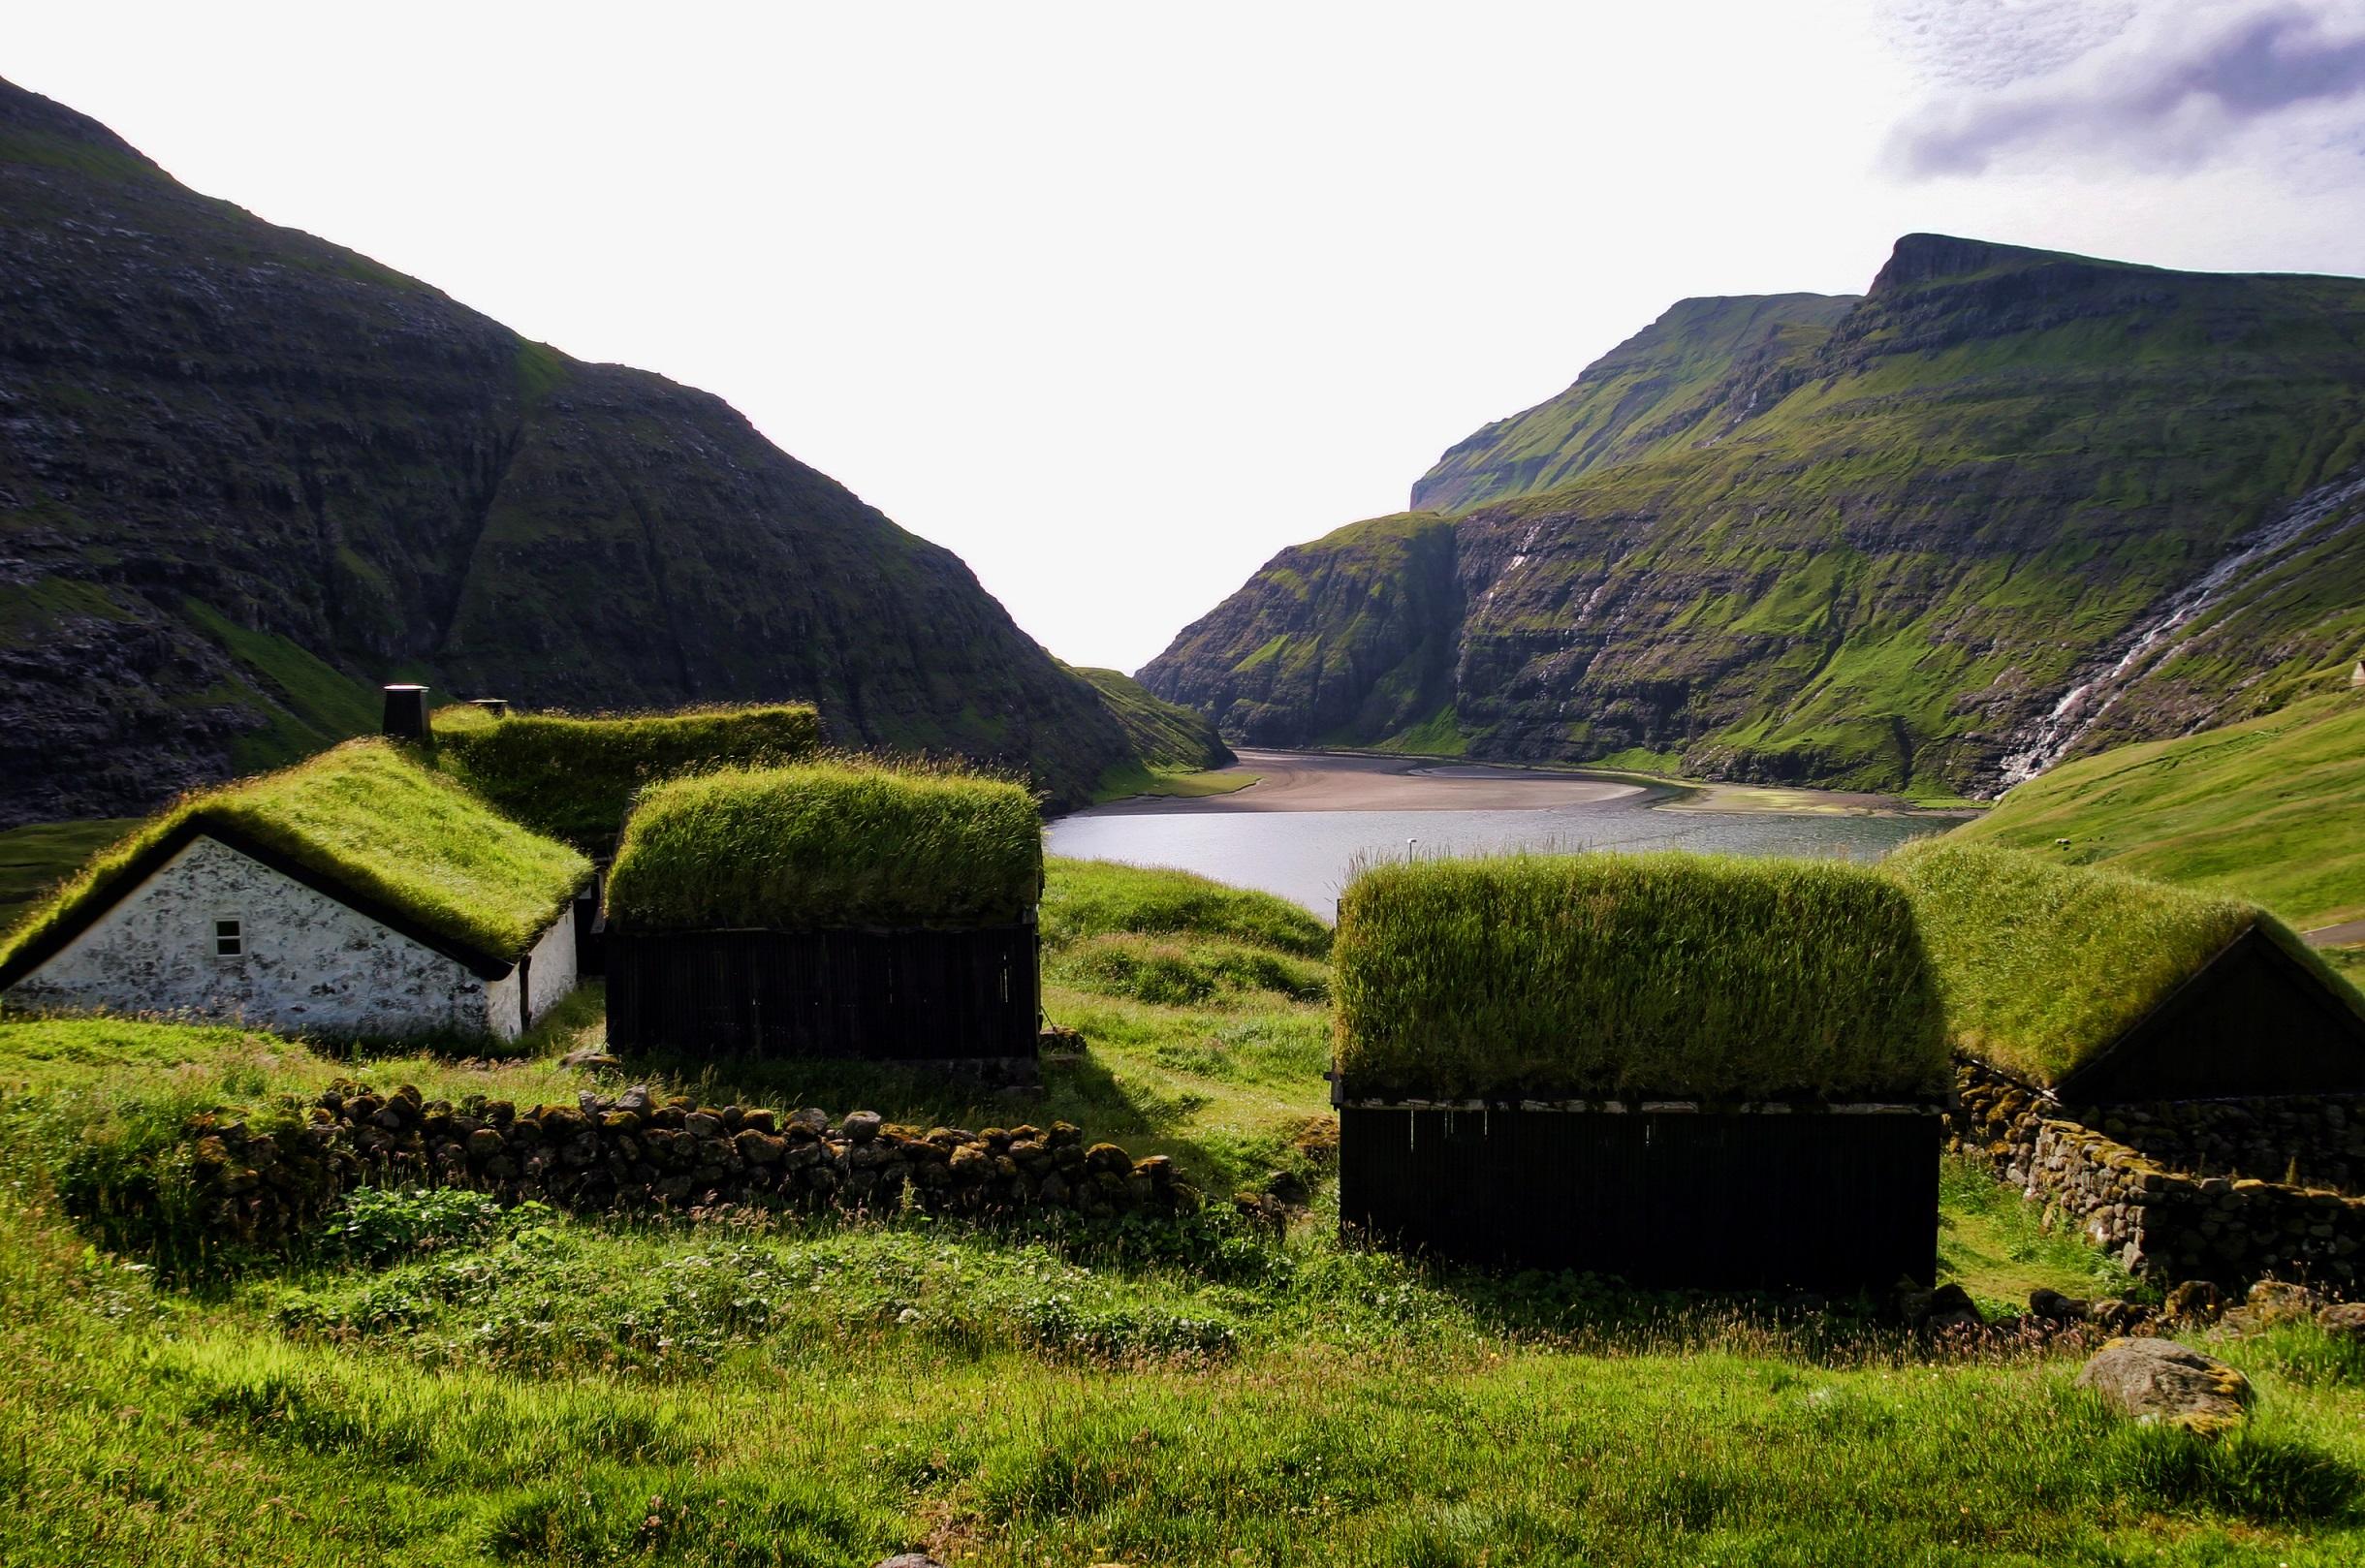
1076,746,1981,820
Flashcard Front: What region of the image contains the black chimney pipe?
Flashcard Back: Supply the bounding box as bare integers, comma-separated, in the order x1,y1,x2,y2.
382,684,430,742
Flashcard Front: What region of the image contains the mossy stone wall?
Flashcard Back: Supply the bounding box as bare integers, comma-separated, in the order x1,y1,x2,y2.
1948,1059,2365,1296
178,1085,1199,1260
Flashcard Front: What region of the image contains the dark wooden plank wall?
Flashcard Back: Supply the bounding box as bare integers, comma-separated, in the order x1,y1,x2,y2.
1340,1106,1939,1291
2061,928,2365,1104
606,926,1039,1060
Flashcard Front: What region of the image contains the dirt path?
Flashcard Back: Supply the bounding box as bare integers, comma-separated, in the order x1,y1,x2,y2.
2305,918,2365,949
1080,749,1651,814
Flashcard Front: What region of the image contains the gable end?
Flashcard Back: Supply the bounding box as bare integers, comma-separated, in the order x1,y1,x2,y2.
0,821,520,988
2055,926,2365,1103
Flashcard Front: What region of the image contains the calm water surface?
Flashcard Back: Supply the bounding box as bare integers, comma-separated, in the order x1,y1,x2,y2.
1048,797,1939,919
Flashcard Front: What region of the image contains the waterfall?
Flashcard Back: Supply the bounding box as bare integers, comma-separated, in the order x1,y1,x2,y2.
1994,470,2365,789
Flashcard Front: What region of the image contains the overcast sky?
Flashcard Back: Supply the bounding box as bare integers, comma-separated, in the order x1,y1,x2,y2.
8,1,2363,672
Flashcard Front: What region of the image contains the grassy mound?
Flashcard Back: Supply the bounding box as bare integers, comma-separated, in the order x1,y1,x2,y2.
1885,839,2357,1087
606,764,1042,932
1333,851,1946,1101
1053,932,1330,1007
0,740,588,967
1042,858,1331,958
431,703,822,850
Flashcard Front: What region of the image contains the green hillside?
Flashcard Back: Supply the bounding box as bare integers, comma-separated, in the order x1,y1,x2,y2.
1957,689,2365,931
0,75,1139,823
1412,293,1860,513
1066,665,1235,771
1144,235,2365,797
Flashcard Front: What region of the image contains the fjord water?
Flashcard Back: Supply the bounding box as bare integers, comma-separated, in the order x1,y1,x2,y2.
1048,756,1938,918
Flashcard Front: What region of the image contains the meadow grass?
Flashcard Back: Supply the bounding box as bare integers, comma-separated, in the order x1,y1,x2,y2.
1961,689,2365,929
0,740,588,967
431,702,823,851
0,815,138,929
1334,851,1947,1100
1041,856,1332,958
1885,839,2360,1086
5,857,2365,1561
606,764,1042,932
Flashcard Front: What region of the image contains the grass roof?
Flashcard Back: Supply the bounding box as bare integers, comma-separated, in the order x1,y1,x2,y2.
1884,838,2362,1087
605,764,1043,932
431,703,823,851
0,740,589,968
1333,851,1947,1102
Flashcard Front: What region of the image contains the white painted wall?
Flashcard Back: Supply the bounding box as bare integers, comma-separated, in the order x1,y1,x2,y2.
484,908,580,1042
4,835,573,1040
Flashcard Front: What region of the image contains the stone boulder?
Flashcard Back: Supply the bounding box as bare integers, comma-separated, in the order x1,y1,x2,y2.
2074,1338,2254,1434
2316,1301,2365,1339
2029,1288,2090,1323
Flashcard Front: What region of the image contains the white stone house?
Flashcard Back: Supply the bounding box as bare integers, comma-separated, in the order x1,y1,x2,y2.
0,749,591,1041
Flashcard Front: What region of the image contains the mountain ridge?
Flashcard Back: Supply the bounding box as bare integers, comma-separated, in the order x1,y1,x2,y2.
1144,234,2365,795
0,77,1139,824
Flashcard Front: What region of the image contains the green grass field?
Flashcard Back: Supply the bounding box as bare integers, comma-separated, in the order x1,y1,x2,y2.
1962,690,2365,931
6,857,2365,1563
0,816,136,931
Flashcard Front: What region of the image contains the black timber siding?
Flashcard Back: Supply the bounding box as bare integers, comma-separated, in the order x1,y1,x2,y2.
606,926,1039,1061
2057,927,2365,1104
1340,1106,1939,1291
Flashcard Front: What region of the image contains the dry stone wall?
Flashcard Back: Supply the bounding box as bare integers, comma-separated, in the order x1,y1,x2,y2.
2073,1095,2365,1195
1947,1059,2365,1295
186,1081,1200,1255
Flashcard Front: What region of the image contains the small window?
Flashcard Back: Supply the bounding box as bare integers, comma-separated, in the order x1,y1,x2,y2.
213,918,243,957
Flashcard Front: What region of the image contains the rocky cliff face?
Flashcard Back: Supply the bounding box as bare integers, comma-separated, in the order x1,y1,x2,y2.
0,78,1136,825
1145,235,2365,795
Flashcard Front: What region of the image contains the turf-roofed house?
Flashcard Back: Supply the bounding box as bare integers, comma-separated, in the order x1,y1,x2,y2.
1895,841,2365,1290
427,698,825,977
603,765,1046,1071
0,738,592,1041
1332,852,1951,1291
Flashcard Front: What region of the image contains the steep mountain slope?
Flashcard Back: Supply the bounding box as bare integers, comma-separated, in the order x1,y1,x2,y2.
0,77,1135,825
1063,666,1234,773
1144,235,2365,794
1411,293,1860,514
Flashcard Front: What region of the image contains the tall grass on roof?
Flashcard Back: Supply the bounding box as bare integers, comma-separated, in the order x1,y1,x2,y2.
605,763,1043,932
0,740,589,967
1333,851,1947,1102
432,703,822,850
1885,838,2362,1088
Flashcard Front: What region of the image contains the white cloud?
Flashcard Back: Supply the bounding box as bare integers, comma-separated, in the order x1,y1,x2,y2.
1887,1,2365,176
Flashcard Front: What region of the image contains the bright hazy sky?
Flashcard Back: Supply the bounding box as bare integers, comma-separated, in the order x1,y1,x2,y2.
9,2,2364,672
